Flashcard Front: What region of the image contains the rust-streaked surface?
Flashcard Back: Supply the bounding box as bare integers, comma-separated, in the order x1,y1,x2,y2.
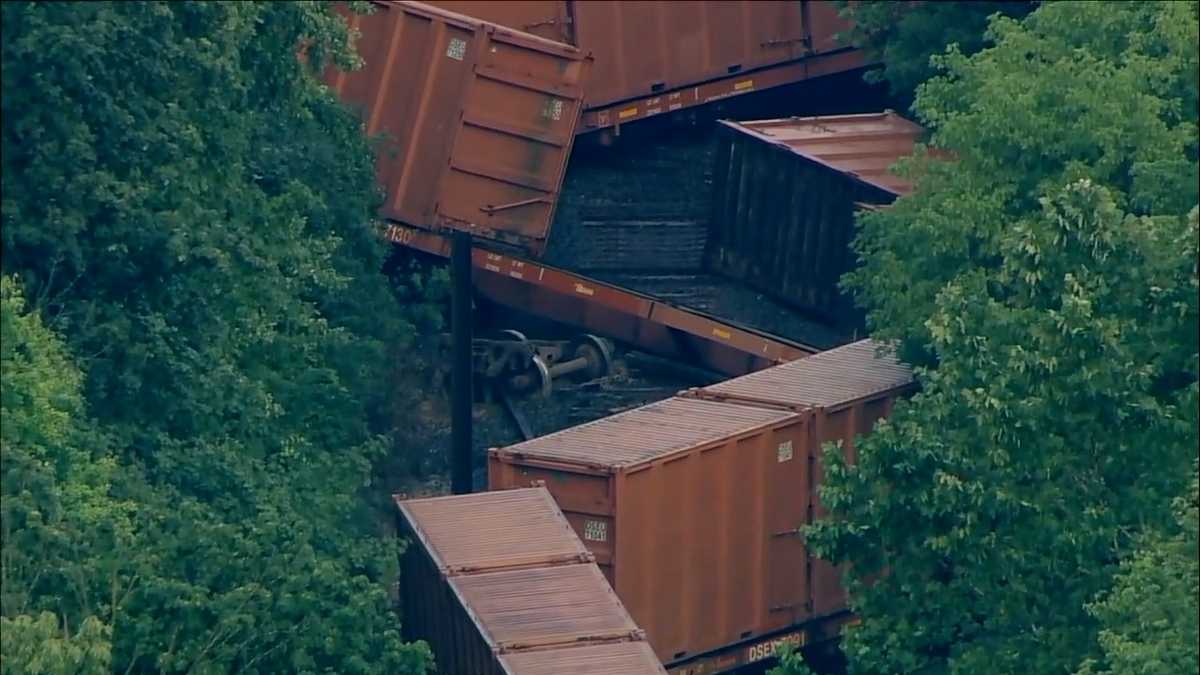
424,1,865,131
490,341,916,665
394,487,656,675
580,45,865,133
450,564,643,650
425,1,571,42
495,397,791,468
395,488,591,575
326,1,589,256
686,339,915,619
700,339,914,409
572,1,811,108
383,221,821,376
706,112,924,326
721,111,926,196
490,397,813,664
500,641,666,675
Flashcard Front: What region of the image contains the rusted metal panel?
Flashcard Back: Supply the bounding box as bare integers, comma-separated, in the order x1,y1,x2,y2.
684,339,915,621
699,339,915,410
469,247,819,374
489,397,814,664
384,221,820,376
400,523,501,675
571,1,812,108
449,564,644,651
801,0,855,56
326,2,590,256
422,1,867,132
723,112,926,195
396,488,592,574
580,47,866,133
706,112,925,326
426,1,572,42
395,488,658,675
499,641,666,675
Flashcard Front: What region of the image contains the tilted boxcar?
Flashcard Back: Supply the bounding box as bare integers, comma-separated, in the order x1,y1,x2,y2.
489,339,915,671
706,112,925,328
394,488,664,675
425,1,862,132
325,1,591,256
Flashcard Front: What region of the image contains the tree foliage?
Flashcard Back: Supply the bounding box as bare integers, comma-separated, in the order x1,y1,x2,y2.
833,0,1036,106
845,0,1199,366
778,2,1200,675
1,276,124,675
1,2,432,672
1077,468,1200,675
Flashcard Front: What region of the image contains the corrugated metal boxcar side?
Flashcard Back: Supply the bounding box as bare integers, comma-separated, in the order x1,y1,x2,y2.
424,1,859,111
685,339,916,617
706,112,924,327
571,1,812,108
394,488,665,675
489,397,815,664
325,1,590,256
489,340,915,666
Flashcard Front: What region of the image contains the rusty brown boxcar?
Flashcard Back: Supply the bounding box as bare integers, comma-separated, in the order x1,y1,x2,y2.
684,338,916,618
423,1,864,133
489,339,915,672
394,488,665,675
325,1,591,256
706,112,925,328
489,396,814,665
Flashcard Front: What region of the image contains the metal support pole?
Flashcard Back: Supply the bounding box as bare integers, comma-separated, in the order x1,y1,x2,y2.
450,231,474,495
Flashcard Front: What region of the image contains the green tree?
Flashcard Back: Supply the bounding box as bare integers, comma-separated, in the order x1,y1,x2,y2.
845,0,1199,366
1,613,112,675
784,3,1200,675
1,2,432,672
833,0,1036,107
1076,468,1200,675
1,276,125,675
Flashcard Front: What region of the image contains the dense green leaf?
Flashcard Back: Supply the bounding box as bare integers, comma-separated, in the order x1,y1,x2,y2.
1,2,434,672
778,3,1200,675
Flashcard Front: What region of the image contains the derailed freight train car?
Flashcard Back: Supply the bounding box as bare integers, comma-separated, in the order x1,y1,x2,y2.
707,112,926,328
425,1,863,134
394,488,665,675
489,339,916,672
325,1,591,256
326,1,827,376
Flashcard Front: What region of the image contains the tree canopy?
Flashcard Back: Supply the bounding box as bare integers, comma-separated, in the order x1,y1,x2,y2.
2,2,433,672
1076,468,1199,675
833,0,1036,107
779,1,1199,674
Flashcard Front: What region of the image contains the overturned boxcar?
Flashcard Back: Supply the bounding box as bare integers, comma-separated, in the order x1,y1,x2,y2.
325,1,591,256
707,112,925,328
394,488,665,675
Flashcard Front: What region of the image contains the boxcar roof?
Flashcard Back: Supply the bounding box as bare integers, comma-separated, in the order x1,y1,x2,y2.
499,640,666,675
704,339,914,409
495,396,794,469
450,563,642,651
720,111,926,196
395,487,591,575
